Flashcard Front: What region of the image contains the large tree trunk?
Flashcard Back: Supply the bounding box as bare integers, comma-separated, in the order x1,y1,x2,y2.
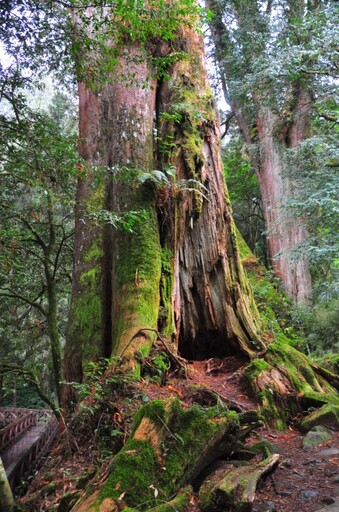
206,0,313,303
63,46,162,401
256,106,312,303
157,28,263,359
62,14,265,407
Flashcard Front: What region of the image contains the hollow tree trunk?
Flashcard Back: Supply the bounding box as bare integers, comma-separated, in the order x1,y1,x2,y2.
157,28,263,359
63,10,265,408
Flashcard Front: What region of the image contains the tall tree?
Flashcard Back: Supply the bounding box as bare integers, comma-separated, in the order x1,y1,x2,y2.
206,0,338,303
62,2,266,405
0,106,78,406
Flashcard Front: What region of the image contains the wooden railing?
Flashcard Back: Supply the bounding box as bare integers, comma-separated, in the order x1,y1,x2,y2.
7,416,59,490
0,408,30,428
0,408,59,491
0,411,37,452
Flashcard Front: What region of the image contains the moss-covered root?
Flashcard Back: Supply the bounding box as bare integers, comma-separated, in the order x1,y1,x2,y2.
244,342,338,428
119,488,192,512
300,403,339,432
0,457,13,512
70,398,239,512
199,454,279,512
145,486,193,512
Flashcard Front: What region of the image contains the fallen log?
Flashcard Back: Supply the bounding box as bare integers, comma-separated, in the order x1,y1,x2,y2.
199,454,280,512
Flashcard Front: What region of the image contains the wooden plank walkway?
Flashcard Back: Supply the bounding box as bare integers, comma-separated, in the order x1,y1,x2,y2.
1,425,46,479
0,408,58,490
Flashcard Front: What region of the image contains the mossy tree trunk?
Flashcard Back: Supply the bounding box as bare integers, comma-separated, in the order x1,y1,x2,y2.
156,27,264,359
63,17,265,406
63,48,162,403
0,457,13,512
70,398,240,512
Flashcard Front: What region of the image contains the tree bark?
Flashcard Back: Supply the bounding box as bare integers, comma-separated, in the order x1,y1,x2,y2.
63,7,266,408
256,105,312,303
0,457,13,512
157,27,263,359
206,0,313,303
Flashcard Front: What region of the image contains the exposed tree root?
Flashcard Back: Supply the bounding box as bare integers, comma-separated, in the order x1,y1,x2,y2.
122,327,188,375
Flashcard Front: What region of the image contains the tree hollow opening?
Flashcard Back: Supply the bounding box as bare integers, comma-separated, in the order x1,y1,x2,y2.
178,330,238,361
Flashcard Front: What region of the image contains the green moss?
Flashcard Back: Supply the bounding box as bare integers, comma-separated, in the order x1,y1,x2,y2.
131,399,169,433
266,342,332,394
112,191,162,358
235,224,253,260
80,267,99,285
244,341,337,427
84,242,104,263
85,181,105,214
256,392,285,429
301,390,339,407
89,399,238,510
316,353,339,375
70,295,102,360
244,359,271,379
162,64,217,213
145,487,192,512
100,439,159,507
158,406,238,496
300,403,339,431
247,440,275,458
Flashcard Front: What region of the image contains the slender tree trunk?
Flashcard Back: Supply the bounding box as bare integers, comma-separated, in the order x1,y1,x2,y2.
44,196,63,406
45,271,62,406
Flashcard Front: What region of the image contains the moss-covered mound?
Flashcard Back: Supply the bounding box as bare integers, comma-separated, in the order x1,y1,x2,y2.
71,398,239,511
244,341,338,429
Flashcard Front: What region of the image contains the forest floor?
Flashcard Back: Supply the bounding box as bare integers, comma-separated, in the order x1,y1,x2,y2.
18,356,338,512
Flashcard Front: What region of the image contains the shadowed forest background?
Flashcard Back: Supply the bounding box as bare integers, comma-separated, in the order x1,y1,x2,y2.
0,1,338,511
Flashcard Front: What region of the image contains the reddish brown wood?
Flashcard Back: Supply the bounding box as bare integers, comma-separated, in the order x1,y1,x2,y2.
0,408,58,491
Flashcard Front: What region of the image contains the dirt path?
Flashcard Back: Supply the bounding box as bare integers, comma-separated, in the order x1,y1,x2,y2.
251,427,339,512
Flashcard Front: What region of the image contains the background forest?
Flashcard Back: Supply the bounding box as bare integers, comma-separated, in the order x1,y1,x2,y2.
0,2,339,512
0,0,337,409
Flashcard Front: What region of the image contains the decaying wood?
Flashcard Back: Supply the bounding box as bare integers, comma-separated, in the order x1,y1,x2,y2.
199,454,280,512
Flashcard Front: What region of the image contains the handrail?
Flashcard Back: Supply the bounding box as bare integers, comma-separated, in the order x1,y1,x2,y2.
0,408,58,491
7,417,59,490
0,412,37,452
0,408,29,428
